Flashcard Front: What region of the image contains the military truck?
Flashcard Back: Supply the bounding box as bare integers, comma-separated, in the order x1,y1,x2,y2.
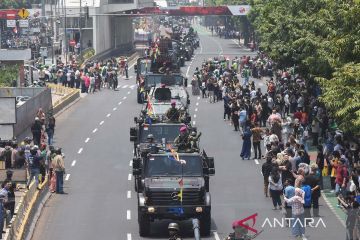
132,151,215,237
135,73,187,103
130,120,194,159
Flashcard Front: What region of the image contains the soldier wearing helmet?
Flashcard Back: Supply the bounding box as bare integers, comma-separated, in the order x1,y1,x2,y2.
146,134,159,154
168,223,182,240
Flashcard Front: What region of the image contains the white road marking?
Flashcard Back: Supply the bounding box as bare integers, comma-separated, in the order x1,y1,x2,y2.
255,159,260,165
128,174,132,181
123,96,127,100
100,121,104,125
192,121,196,125
85,138,90,143
193,114,197,118
199,43,203,54
127,233,132,240
65,174,70,181
118,101,122,105
127,210,131,220
129,160,132,166
195,108,198,112
197,96,200,100
71,160,76,167
106,113,111,117
78,148,83,154
214,231,221,240
196,102,199,106
127,191,131,199
92,128,98,133
122,85,128,88
127,91,131,95
186,65,191,77
129,85,136,89
129,62,136,69
113,107,117,111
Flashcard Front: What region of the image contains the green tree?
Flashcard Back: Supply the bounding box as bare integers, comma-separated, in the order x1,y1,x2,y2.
0,65,19,87
317,63,360,134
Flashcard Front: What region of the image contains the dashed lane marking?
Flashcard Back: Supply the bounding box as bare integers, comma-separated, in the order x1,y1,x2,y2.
129,85,136,89
118,101,122,105
127,191,131,199
106,113,111,117
78,148,83,154
196,102,199,106
127,91,131,94
100,121,104,125
92,128,98,133
128,174,132,181
197,96,200,100
194,114,197,118
214,231,221,240
255,159,260,165
195,108,198,112
85,138,90,143
113,107,117,111
127,233,132,240
127,210,131,220
71,160,76,167
122,85,128,88
129,160,132,167
123,96,127,100
65,174,70,181
192,121,196,125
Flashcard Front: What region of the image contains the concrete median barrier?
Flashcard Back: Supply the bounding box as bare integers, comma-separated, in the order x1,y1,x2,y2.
4,178,49,240
48,84,81,115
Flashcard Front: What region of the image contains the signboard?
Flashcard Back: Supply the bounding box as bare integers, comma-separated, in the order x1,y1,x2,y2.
227,5,251,16
19,19,29,28
0,125,14,140
18,8,30,19
0,97,16,124
6,20,16,28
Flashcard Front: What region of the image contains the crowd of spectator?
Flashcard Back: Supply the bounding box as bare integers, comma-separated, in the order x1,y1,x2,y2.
191,53,360,239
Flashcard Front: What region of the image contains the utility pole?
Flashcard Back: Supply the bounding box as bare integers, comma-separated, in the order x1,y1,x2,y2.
62,0,68,65
51,0,55,64
79,0,82,55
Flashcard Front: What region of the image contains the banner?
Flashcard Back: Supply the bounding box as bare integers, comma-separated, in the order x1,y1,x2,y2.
124,5,251,16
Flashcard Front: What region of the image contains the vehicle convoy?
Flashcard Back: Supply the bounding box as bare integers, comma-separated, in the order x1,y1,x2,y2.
132,151,215,237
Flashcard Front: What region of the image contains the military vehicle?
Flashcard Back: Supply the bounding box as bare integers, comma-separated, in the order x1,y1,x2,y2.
132,151,215,237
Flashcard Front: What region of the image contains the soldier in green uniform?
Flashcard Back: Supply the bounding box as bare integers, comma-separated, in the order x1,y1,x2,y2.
174,126,191,151
165,100,180,122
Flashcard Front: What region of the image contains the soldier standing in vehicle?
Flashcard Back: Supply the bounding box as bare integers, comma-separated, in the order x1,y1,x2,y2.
189,131,202,152
174,126,190,151
146,134,159,154
166,101,180,122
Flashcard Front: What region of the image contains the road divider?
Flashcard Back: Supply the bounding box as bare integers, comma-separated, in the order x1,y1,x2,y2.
4,179,49,240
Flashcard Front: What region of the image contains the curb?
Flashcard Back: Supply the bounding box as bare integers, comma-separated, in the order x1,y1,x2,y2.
321,191,346,228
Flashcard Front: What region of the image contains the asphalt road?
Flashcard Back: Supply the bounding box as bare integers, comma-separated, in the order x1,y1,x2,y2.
32,25,346,240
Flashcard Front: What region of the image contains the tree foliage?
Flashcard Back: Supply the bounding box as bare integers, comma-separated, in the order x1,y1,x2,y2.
0,0,31,9
0,65,19,87
248,0,360,134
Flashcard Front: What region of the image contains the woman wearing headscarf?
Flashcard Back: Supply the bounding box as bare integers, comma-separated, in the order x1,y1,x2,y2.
240,126,252,160
284,187,305,239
